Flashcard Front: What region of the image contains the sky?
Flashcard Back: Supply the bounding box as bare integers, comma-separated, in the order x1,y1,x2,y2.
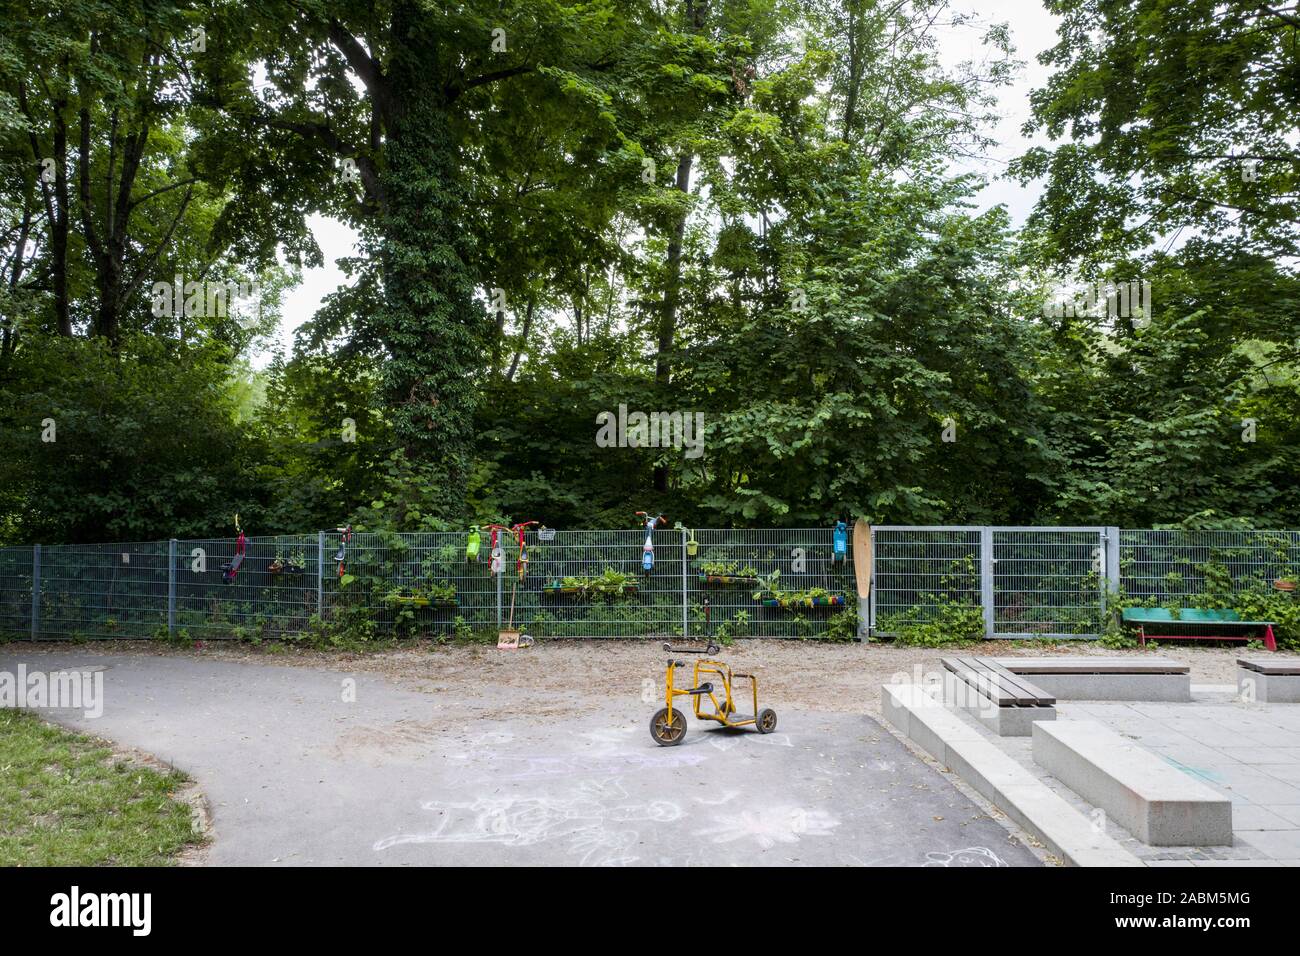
257,1,1064,369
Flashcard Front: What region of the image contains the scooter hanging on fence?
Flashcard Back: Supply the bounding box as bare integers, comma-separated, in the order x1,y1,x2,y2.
333,524,353,578
221,514,246,584
636,511,666,571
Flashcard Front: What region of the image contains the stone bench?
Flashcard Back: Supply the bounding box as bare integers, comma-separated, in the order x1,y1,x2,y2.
992,657,1191,702
1237,657,1300,703
940,657,1056,736
881,685,1142,866
1032,720,1233,846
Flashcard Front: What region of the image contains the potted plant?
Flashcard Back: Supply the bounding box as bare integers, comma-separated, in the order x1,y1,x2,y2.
428,580,459,608
752,571,844,609
268,550,285,575
698,559,760,586
285,548,307,574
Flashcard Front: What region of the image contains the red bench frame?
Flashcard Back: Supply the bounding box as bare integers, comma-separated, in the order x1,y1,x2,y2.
1135,622,1277,652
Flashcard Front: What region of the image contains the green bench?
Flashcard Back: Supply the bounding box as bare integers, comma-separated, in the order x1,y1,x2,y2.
1121,607,1277,652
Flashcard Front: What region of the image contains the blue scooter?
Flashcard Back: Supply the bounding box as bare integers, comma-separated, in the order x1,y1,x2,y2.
635,511,666,571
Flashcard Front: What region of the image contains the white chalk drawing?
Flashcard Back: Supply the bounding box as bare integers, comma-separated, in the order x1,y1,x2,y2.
448,725,709,779
813,762,851,778
922,846,1008,867
694,806,839,849
708,731,793,752
694,790,741,806
374,779,683,867
481,749,709,780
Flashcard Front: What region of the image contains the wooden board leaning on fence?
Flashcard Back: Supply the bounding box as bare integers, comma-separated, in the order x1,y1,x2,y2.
852,520,871,600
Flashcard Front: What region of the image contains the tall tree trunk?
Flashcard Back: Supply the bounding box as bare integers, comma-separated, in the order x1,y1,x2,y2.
369,10,487,517
22,71,74,337
652,0,705,493
653,152,693,492
505,295,535,383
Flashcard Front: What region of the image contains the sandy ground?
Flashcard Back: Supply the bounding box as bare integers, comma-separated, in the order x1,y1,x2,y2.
10,638,1254,718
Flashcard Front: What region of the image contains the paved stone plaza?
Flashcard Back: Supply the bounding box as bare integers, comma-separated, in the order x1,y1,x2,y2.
983,690,1300,865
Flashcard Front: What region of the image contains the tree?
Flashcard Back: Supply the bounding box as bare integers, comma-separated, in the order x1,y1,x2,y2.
200,0,722,519
1012,0,1300,262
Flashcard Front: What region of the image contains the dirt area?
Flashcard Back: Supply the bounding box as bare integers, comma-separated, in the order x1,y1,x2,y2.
13,638,1254,717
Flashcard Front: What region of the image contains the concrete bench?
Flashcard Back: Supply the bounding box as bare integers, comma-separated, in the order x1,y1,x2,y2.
882,685,1142,866
992,657,1191,701
940,657,1056,737
1033,720,1233,846
1237,657,1300,703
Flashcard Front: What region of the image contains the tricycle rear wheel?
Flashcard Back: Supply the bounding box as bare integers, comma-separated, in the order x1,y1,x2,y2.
757,708,778,734
650,707,688,746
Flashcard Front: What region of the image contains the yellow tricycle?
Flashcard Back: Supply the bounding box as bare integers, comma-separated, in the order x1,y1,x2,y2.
650,642,777,746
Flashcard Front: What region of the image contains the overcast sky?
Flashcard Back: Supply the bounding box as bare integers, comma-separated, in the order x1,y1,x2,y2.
259,1,1063,367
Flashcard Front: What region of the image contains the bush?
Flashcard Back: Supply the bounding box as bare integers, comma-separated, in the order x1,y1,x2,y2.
882,598,985,647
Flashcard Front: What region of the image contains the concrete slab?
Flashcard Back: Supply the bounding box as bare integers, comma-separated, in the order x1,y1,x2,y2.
992,658,1191,701
1015,672,1191,701
1032,721,1233,846
1231,805,1297,831
1238,667,1300,704
1237,829,1300,858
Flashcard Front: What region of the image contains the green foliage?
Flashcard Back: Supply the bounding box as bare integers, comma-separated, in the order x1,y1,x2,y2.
711,610,750,645
881,598,985,648
0,0,1297,558
550,567,639,600
0,335,267,543
0,710,202,866
699,559,759,578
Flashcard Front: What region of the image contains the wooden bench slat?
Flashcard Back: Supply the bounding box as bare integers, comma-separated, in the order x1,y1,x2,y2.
983,661,1057,705
941,657,1054,706
1238,657,1300,676
942,658,1019,705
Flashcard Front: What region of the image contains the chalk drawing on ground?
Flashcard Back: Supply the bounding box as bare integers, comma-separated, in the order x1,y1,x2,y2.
693,806,839,850
922,847,1009,867
373,779,684,866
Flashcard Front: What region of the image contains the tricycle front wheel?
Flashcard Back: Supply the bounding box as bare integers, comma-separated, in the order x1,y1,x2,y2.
650,707,688,746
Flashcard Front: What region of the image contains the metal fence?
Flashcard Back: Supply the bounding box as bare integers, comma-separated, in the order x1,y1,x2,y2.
871,526,1300,639
4,525,1296,642
0,527,853,641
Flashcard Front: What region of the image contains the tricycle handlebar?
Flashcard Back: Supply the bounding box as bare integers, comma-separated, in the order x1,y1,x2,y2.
662,642,720,656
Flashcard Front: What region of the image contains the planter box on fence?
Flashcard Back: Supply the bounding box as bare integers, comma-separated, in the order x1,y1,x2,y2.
760,595,845,609
698,573,760,587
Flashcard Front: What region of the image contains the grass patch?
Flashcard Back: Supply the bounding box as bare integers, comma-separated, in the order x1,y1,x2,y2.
0,710,203,866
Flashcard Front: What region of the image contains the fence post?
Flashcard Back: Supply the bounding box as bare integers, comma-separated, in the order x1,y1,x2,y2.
980,527,995,639
168,539,177,637
30,544,40,640
681,527,688,639
1103,526,1121,629
317,531,325,621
